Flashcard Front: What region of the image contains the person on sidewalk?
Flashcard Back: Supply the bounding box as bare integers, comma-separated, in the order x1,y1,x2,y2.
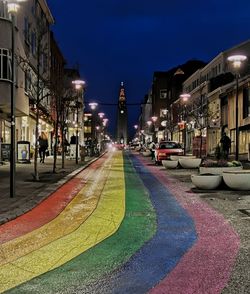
220,132,231,160
38,132,48,163
149,141,156,161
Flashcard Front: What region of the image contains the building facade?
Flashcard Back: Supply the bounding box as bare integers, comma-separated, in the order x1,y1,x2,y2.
181,40,250,157
0,0,54,158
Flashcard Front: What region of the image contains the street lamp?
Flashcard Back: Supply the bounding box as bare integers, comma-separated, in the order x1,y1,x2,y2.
7,0,27,198
98,112,105,119
180,93,190,155
103,118,108,126
89,102,98,110
151,116,158,142
72,79,85,164
227,54,247,160
88,102,98,155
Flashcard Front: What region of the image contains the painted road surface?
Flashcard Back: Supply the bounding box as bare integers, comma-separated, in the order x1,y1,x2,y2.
0,151,240,293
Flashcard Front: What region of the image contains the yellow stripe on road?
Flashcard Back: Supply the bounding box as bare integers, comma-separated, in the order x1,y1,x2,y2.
0,152,125,293
0,154,110,266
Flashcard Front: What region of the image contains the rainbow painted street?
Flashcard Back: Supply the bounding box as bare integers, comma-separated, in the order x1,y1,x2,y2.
0,151,240,294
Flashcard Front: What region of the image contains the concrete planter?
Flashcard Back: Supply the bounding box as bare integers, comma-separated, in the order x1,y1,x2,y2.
142,150,151,157
223,170,250,190
191,174,222,190
162,160,178,169
170,155,196,161
179,158,202,169
199,166,243,175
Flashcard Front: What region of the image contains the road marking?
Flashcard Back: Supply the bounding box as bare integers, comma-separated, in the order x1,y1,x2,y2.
0,152,125,293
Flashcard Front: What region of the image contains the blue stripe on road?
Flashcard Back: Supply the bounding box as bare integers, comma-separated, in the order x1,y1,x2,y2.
84,153,197,294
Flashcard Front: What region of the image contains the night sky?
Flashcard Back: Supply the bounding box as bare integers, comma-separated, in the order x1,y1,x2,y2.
47,0,250,138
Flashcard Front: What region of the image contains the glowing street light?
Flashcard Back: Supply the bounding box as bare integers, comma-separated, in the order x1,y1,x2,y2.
98,112,105,118
227,54,247,160
72,79,85,90
227,55,247,69
89,102,98,110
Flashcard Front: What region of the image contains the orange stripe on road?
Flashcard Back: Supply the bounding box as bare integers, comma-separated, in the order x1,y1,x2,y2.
0,156,107,244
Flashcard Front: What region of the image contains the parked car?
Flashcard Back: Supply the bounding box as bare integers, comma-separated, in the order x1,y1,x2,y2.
154,141,183,164
113,143,125,150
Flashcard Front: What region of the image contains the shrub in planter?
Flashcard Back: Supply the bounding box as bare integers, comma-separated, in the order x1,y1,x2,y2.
199,159,242,175
201,159,241,167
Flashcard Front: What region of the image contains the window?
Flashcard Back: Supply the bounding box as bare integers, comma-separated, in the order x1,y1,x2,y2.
24,70,31,92
0,48,12,80
160,89,167,99
31,0,38,16
41,53,47,73
31,31,36,55
243,88,250,119
159,142,182,149
0,1,10,19
24,17,31,44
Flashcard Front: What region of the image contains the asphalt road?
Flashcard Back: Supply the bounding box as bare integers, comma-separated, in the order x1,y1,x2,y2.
0,151,249,293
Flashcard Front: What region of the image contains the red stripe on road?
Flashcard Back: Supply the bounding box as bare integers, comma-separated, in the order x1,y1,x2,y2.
137,156,240,294
0,158,104,244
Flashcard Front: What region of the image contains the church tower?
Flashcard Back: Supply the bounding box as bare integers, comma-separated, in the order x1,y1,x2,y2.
116,82,128,145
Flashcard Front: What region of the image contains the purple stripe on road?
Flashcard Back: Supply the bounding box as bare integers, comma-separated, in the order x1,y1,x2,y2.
137,156,240,294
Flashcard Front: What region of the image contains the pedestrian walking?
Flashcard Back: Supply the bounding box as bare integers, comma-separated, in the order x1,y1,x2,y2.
38,132,48,163
149,141,156,161
220,132,231,160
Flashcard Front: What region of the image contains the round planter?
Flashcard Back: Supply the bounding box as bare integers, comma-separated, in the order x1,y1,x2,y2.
170,155,196,161
222,170,250,190
179,158,201,169
142,150,151,157
191,174,222,190
162,160,178,169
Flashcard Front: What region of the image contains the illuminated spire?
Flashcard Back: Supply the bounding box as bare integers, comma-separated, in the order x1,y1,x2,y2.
119,81,126,102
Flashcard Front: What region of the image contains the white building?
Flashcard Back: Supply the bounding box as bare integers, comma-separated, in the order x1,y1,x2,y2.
0,0,54,157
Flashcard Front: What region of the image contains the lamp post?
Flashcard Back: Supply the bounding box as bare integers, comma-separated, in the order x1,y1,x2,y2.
227,54,247,161
146,120,152,142
161,108,168,140
7,0,26,198
98,112,105,150
89,102,98,155
151,116,158,143
72,80,85,164
180,93,190,155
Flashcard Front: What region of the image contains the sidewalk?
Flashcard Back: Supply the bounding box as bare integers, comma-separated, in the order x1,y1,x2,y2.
0,155,96,225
